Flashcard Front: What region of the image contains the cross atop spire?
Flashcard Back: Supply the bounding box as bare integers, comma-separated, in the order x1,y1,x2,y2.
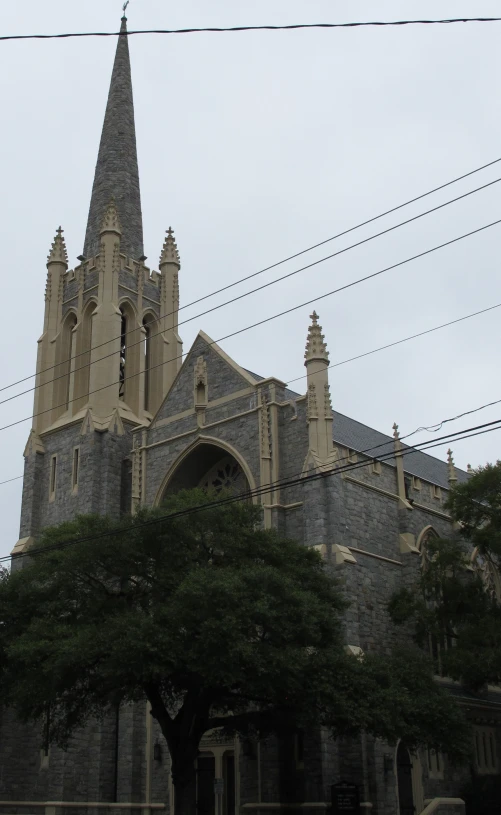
83,12,143,260
304,311,329,364
159,227,181,267
47,226,68,266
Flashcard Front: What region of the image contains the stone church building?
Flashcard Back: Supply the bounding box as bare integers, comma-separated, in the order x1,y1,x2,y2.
1,14,500,815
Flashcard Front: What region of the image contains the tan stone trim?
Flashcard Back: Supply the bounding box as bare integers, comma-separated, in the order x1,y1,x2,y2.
199,330,258,386
153,433,257,506
348,546,402,566
152,387,256,430
343,474,399,502
256,376,287,388
332,544,357,564
62,296,79,307
262,502,303,510
412,502,451,520
11,536,35,556
82,286,98,295
146,407,259,451
420,799,464,815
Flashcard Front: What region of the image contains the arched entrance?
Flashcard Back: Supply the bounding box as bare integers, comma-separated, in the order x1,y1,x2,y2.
196,749,236,815
160,441,251,501
397,743,415,815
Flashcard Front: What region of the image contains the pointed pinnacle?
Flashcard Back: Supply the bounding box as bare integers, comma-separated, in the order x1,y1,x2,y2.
47,226,68,266
159,227,181,267
100,198,122,235
447,449,457,483
304,310,329,364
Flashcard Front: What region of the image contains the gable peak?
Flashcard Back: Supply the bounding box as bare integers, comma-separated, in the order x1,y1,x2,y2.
304,310,329,364
47,226,68,266
160,227,181,267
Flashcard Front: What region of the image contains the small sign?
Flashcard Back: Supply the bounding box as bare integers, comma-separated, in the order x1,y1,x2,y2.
214,778,224,796
331,782,360,815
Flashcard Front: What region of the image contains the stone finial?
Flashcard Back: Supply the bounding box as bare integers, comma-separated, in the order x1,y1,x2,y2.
447,449,458,485
100,198,122,235
467,463,473,473
159,227,181,268
392,422,400,440
47,227,68,266
304,311,329,364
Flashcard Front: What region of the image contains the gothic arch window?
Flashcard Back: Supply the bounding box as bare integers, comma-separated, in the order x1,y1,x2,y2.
143,315,152,412
416,525,440,571
74,300,96,412
471,547,501,602
119,300,141,416
161,442,251,501
53,311,77,418
142,310,161,416
416,526,455,675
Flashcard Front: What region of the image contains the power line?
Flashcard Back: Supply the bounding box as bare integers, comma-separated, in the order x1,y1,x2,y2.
287,302,501,386
3,156,499,398
3,173,499,410
1,216,499,435
2,18,501,42
3,418,500,565
2,312,501,491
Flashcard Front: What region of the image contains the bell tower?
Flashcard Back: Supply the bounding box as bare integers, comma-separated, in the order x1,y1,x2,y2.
15,12,183,557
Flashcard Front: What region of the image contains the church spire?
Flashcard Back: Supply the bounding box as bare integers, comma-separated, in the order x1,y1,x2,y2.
83,14,144,260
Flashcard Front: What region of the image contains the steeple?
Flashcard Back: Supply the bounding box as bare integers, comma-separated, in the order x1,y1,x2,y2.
83,14,144,260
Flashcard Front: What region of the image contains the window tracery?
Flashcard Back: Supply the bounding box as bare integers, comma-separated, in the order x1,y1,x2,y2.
471,547,501,602
199,456,247,495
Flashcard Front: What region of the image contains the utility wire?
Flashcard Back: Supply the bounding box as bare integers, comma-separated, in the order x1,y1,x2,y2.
2,308,501,490
3,155,499,398
1,216,499,435
3,418,500,565
287,302,501,386
2,336,501,491
2,18,501,42
3,173,499,410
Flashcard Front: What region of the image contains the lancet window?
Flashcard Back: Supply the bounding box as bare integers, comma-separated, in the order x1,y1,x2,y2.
53,311,77,419
74,300,96,412
118,301,141,415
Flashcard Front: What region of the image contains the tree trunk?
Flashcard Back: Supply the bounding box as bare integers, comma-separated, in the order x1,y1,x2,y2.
171,750,198,815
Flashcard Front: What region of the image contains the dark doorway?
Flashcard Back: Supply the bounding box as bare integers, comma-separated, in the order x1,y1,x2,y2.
197,755,215,815
397,743,415,815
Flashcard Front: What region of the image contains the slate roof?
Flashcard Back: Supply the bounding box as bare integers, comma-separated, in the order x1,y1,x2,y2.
332,410,470,490
244,369,468,489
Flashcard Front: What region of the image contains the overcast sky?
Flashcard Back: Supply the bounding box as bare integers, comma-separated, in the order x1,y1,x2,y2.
0,0,500,559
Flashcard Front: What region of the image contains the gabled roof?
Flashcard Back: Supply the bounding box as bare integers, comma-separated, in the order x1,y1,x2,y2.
246,366,468,489
332,410,469,489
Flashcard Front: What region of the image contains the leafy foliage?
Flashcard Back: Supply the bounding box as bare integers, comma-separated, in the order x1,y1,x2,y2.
389,462,501,690
0,489,472,798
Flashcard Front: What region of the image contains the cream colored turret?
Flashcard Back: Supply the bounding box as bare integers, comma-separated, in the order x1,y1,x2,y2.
33,228,69,434
158,228,183,400
87,200,123,419
302,311,337,473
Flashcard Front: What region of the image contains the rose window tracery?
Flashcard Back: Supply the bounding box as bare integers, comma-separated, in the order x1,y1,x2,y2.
199,455,247,495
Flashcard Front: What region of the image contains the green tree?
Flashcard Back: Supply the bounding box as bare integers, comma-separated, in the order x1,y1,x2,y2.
0,490,470,815
389,462,501,690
